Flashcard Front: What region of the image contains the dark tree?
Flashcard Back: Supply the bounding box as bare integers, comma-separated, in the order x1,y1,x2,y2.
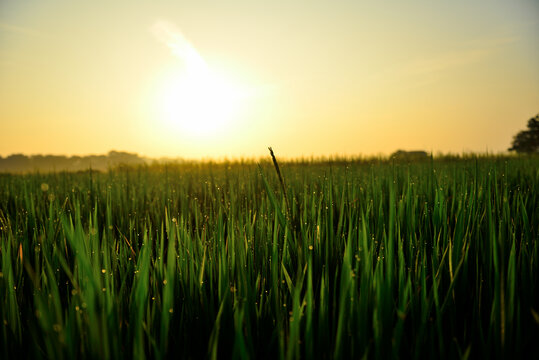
508,114,539,153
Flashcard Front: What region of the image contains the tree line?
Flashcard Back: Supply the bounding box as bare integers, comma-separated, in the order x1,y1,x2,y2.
509,114,539,153
0,151,148,173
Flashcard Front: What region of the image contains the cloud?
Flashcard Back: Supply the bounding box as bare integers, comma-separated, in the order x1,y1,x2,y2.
367,34,520,91
149,19,276,99
478,36,519,47
150,20,207,72
403,35,518,77
0,22,43,37
403,48,487,76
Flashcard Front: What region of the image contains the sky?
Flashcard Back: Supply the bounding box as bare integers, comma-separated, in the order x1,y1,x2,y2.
1,0,538,159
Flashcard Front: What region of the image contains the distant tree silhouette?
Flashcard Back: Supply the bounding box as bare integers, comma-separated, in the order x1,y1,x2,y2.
390,150,429,161
0,151,148,173
509,114,539,153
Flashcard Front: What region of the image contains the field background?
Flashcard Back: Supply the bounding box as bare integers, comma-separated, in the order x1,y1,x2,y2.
0,155,538,359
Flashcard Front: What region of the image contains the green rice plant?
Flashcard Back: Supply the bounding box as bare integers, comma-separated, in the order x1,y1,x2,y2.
0,155,537,358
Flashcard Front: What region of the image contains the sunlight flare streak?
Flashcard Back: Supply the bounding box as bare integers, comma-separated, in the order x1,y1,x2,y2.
151,20,251,136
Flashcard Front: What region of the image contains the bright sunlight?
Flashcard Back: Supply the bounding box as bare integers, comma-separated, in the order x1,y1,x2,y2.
151,20,250,137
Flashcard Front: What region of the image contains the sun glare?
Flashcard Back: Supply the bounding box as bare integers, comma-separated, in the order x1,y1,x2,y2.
151,20,250,137
160,67,247,136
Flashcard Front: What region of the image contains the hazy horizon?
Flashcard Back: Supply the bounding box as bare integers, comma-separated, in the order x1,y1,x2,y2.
0,148,525,161
1,1,538,159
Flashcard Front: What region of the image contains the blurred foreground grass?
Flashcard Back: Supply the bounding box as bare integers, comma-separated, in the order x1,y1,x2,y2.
0,156,538,359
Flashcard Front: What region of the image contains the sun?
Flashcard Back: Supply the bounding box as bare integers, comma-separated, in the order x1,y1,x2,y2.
160,67,247,136
151,20,250,137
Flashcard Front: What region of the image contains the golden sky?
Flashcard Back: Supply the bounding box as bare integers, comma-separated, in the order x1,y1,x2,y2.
1,1,538,159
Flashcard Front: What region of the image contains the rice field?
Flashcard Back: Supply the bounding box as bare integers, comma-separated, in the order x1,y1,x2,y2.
0,155,538,359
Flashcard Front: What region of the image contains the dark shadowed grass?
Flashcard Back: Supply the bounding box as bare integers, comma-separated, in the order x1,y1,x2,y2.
0,155,538,359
